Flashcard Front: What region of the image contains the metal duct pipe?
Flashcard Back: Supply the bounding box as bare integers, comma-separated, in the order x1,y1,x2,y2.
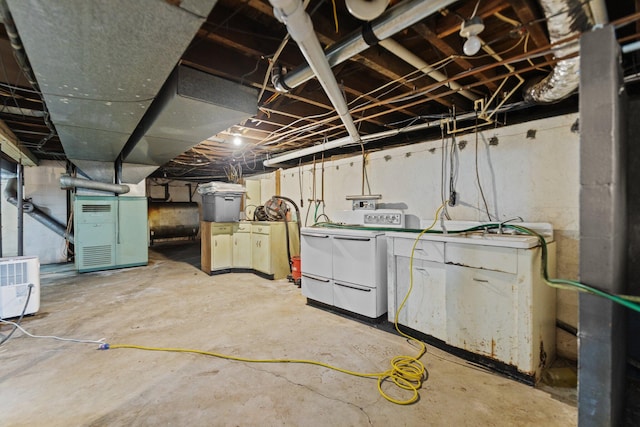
379,38,478,101
60,175,130,194
16,163,23,255
4,178,74,244
272,0,459,92
523,0,594,103
269,0,361,143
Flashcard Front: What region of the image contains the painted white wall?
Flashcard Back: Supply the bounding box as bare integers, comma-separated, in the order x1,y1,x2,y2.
260,113,580,359
1,160,69,264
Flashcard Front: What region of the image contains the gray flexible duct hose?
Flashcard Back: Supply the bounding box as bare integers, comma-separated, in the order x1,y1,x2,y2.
60,175,129,194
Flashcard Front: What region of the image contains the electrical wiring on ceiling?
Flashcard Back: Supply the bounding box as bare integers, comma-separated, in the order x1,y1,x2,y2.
254,32,535,150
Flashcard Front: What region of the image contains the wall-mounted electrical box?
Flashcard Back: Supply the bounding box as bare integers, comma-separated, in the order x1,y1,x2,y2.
346,194,382,211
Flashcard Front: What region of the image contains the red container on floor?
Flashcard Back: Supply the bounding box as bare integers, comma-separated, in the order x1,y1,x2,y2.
291,256,301,281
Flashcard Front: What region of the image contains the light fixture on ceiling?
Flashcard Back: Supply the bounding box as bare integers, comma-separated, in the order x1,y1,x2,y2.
460,15,484,56
345,0,389,21
233,136,242,146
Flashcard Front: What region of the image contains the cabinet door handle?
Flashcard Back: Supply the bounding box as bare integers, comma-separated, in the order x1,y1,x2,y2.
302,233,330,239
414,267,427,272
302,273,330,283
335,282,371,292
214,241,217,247
473,278,489,283
334,236,371,242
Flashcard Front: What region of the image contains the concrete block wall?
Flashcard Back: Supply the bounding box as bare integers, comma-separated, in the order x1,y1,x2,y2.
256,113,580,359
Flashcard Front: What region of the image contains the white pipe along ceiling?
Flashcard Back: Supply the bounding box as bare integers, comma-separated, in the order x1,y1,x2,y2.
272,0,462,92
269,0,361,145
378,38,478,102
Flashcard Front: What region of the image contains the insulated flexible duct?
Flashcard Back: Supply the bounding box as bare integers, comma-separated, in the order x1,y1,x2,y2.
523,0,594,103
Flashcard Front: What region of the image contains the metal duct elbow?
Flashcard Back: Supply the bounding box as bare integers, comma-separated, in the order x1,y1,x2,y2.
523,0,594,104
4,178,74,243
60,175,130,194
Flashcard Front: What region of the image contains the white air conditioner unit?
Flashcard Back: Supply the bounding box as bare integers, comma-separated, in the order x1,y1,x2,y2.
0,256,40,319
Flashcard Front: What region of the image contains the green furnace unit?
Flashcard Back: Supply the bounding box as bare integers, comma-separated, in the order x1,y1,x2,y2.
74,196,148,273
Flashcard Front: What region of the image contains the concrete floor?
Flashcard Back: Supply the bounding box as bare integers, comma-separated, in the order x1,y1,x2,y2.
1,242,577,426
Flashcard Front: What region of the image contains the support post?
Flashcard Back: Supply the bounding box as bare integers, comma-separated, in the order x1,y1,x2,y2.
578,26,627,426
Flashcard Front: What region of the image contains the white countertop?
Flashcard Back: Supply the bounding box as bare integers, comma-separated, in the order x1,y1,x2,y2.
385,230,547,249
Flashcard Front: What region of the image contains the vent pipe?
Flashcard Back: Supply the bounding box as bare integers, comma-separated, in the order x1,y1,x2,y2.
4,178,74,244
60,175,130,194
271,0,460,92
269,0,361,143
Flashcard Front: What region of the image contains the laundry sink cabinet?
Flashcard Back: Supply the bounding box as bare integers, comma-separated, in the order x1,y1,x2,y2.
386,232,557,383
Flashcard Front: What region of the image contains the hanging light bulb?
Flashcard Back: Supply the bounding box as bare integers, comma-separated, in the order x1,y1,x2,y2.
459,15,485,56
463,35,482,56
233,136,242,146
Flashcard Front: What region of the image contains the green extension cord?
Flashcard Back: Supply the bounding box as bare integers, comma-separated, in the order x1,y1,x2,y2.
314,221,640,313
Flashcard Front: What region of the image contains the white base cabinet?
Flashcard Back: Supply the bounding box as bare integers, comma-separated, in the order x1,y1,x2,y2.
301,228,387,318
201,221,298,279
232,222,252,268
251,222,299,280
387,232,557,382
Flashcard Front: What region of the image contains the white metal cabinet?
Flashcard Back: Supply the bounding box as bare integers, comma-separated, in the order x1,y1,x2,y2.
387,236,447,339
301,229,333,305
392,256,447,340
333,280,382,318
332,235,378,286
445,242,557,379
386,231,557,381
301,227,388,318
232,222,252,268
301,273,333,305
300,230,332,277
445,264,516,361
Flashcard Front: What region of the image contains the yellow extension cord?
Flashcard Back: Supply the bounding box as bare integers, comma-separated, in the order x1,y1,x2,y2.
104,204,449,405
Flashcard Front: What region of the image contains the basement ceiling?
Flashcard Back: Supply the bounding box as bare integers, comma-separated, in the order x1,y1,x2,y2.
0,0,638,182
